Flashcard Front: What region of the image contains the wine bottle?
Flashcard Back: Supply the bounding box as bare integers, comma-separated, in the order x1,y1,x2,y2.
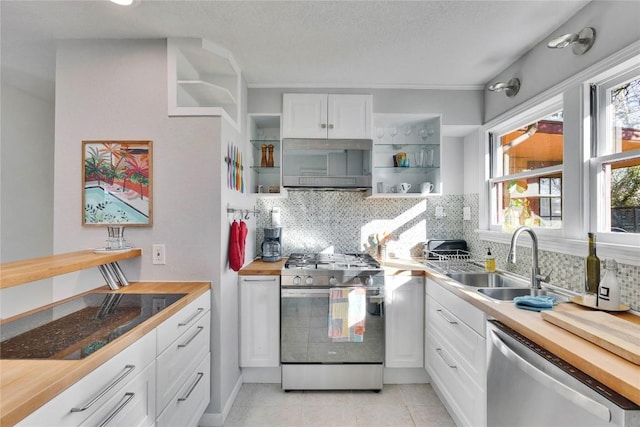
585,232,600,294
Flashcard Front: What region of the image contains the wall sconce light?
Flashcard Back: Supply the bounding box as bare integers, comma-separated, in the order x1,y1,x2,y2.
547,27,596,55
488,78,521,97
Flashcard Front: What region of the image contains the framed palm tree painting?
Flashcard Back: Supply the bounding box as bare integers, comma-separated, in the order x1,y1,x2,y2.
82,140,153,226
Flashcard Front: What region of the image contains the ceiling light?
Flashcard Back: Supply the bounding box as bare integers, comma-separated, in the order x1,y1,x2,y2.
547,27,596,55
110,0,134,5
488,78,521,98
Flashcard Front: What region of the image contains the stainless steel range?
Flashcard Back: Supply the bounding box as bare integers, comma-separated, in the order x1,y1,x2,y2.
280,253,385,391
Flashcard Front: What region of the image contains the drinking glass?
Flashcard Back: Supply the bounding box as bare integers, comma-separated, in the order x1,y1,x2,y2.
403,125,412,143
389,127,398,144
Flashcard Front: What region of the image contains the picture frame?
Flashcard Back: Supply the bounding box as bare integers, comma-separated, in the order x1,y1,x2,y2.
82,140,153,226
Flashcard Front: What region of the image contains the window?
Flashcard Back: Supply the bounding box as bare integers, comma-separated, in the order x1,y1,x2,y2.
489,104,564,232
594,70,640,235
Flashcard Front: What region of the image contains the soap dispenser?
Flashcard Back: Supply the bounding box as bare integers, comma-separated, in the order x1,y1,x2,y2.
485,247,496,272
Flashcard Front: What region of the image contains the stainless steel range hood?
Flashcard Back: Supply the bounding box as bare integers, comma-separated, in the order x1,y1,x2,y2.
282,138,372,190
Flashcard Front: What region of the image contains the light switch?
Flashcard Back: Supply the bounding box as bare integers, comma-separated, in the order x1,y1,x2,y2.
435,206,445,218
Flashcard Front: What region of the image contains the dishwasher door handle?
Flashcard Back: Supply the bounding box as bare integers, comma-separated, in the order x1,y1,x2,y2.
489,329,611,422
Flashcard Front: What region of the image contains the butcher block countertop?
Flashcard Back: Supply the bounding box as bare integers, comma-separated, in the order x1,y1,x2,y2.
380,258,640,406
238,258,286,275
0,281,210,427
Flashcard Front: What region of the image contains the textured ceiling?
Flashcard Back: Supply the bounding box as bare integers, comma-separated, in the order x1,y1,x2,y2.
1,0,590,91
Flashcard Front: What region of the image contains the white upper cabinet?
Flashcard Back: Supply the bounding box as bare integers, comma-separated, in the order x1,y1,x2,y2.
167,38,242,129
282,94,372,139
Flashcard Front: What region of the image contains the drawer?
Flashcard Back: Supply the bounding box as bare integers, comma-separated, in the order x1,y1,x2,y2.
157,291,210,354
427,330,485,427
79,361,156,427
157,311,210,411
18,331,155,427
426,279,485,335
427,296,485,384
156,353,211,427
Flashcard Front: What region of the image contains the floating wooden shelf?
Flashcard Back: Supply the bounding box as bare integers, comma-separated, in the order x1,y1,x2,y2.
0,249,142,289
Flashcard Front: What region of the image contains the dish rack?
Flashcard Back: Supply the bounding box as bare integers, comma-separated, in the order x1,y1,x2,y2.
423,249,484,274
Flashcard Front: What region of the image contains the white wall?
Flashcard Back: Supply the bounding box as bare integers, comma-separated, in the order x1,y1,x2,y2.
51,38,251,420
485,1,640,121
441,136,464,195
463,131,481,195
0,83,55,318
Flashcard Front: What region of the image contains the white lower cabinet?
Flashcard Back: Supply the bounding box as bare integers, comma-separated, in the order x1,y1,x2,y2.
78,361,156,427
385,275,424,368
155,291,211,426
18,290,211,427
239,276,280,367
17,331,156,427
156,353,211,427
425,279,486,427
156,311,210,411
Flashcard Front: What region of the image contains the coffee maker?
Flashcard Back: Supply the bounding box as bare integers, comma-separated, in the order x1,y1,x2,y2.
261,227,282,262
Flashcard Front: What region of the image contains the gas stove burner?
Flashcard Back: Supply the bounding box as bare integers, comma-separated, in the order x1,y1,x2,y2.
284,252,381,270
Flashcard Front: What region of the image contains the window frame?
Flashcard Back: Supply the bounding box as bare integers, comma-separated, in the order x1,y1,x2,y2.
479,42,640,266
487,96,564,235
589,63,640,246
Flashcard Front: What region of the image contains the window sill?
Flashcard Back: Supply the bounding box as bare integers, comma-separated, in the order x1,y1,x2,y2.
478,230,640,266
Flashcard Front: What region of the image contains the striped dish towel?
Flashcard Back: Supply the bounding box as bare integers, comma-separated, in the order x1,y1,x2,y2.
328,287,366,342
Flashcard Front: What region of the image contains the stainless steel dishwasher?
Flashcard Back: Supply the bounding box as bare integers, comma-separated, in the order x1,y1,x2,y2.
487,320,640,427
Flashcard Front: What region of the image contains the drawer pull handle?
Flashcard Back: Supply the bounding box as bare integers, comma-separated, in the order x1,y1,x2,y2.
436,309,458,325
70,365,136,413
178,326,204,348
178,308,204,327
178,372,204,402
98,392,135,427
243,278,277,282
436,348,457,369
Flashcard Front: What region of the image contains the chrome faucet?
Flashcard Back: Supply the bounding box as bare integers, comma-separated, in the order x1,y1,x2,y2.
507,226,549,295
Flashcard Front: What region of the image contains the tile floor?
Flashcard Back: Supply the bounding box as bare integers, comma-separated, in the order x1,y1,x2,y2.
222,383,456,427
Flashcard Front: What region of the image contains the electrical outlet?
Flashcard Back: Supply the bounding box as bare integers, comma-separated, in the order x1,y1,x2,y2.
152,244,166,265
463,206,471,221
152,298,166,314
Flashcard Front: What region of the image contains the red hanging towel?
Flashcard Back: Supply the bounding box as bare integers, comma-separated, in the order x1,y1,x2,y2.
239,220,248,266
229,220,242,271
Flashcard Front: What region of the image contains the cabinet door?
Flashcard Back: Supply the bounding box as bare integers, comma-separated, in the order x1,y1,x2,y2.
17,332,155,427
78,362,156,427
385,275,424,368
239,276,281,367
328,94,372,139
282,94,328,139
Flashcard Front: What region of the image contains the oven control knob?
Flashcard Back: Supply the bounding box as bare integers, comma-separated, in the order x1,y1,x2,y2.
366,276,373,286
305,276,314,285
353,276,362,285
329,276,338,286
293,276,302,285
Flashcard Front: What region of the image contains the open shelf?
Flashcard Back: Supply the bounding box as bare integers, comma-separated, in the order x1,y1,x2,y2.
168,38,241,129
0,249,142,289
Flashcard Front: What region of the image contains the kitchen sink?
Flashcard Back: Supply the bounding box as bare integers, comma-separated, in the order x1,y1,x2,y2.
477,287,569,302
447,272,527,288
476,287,534,301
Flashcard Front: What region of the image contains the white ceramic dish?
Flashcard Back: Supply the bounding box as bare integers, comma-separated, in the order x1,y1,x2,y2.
93,247,134,254
568,295,630,312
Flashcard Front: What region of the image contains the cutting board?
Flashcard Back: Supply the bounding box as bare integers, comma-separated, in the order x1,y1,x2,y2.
541,310,640,365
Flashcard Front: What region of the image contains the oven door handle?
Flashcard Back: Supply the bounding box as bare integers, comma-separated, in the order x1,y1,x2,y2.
281,288,329,297
489,328,611,422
